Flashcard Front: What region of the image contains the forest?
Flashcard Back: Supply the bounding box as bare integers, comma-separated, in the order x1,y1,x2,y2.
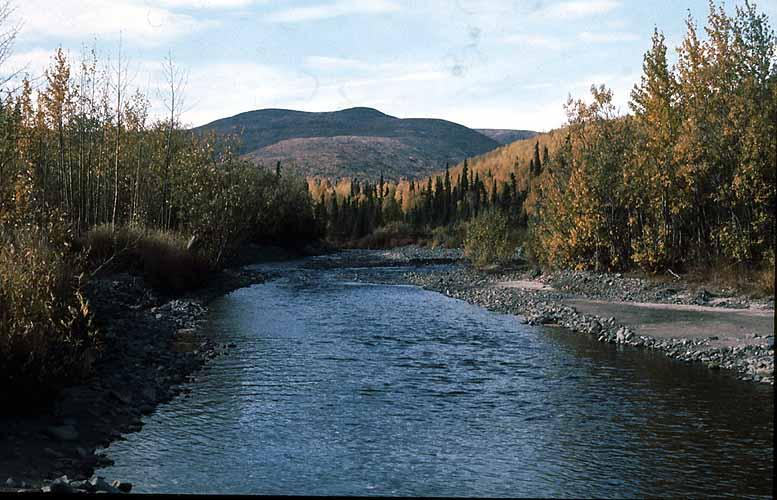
0,43,318,405
311,1,775,281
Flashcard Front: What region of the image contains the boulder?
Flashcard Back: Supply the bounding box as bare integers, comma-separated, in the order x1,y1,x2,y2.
112,480,133,493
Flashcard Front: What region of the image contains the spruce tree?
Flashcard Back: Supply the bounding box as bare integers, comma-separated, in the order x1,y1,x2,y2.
533,141,542,176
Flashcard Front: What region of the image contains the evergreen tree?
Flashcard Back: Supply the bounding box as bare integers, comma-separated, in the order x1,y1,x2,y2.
461,159,469,194
532,141,542,176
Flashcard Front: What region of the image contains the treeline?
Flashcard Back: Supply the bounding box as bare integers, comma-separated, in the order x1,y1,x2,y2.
313,1,775,277
0,47,318,409
0,49,318,266
310,158,531,242
530,2,775,272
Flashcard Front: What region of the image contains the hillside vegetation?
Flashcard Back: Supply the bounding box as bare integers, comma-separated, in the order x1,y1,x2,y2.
475,129,538,145
311,1,775,285
193,107,502,180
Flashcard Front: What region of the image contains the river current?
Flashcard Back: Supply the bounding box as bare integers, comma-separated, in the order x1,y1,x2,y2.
99,257,774,497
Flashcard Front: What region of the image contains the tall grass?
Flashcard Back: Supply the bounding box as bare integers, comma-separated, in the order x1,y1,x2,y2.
0,224,98,412
83,225,212,293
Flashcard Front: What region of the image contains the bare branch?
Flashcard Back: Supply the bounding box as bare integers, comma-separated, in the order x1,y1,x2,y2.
0,1,22,88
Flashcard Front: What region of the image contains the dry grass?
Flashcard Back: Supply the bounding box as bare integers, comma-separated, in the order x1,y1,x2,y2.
628,255,775,298
83,225,212,293
683,261,775,298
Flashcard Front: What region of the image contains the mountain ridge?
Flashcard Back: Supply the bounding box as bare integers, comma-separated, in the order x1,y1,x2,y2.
193,107,535,180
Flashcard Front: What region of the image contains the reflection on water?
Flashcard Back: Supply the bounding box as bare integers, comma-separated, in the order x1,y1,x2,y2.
100,262,774,497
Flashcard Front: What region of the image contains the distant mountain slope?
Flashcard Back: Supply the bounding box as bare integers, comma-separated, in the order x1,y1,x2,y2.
475,128,538,145
193,107,502,180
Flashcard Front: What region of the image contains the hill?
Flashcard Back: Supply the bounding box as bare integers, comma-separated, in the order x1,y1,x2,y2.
475,129,538,145
192,107,503,180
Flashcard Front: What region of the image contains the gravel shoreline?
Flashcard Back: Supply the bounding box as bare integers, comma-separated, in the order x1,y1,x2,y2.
341,245,774,386
0,267,266,494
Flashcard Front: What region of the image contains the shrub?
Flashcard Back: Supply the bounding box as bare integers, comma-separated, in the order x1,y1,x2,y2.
0,224,98,412
464,210,519,269
430,222,467,249
84,225,211,293
351,221,422,248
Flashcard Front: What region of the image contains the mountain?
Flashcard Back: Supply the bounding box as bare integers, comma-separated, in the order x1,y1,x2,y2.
475,129,538,145
192,107,503,180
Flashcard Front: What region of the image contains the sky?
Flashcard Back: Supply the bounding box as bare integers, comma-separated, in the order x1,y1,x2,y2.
3,0,775,131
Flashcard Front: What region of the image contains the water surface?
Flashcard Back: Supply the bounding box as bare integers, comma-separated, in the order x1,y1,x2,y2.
100,260,774,497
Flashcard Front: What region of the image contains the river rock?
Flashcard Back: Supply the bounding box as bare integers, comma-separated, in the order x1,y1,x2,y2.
50,475,74,494
89,475,119,493
615,327,634,342
5,477,17,488
45,425,78,441
112,480,133,492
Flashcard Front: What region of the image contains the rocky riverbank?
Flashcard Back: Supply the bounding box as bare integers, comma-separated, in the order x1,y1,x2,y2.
345,245,774,385
0,267,266,493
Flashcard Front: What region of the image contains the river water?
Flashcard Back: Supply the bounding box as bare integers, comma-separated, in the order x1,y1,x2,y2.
100,258,774,497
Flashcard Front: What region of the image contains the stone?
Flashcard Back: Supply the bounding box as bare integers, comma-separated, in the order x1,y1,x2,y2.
112,480,133,493
45,425,79,441
89,476,119,493
5,477,17,488
50,475,74,494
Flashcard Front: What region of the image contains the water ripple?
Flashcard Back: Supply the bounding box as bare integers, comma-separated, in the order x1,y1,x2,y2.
101,264,774,498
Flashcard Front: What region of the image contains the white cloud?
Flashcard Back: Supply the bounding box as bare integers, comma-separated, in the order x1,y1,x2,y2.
502,34,568,51
265,0,400,23
14,1,215,46
156,0,258,8
305,56,368,71
174,61,315,126
1,48,55,79
533,0,620,20
578,31,639,43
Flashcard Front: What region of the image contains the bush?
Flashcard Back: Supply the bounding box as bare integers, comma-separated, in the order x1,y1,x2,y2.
430,222,467,249
350,221,423,248
464,210,519,269
84,225,211,293
0,224,98,412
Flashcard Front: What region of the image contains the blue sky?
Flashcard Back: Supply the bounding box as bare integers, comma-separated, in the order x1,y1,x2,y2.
4,0,776,131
